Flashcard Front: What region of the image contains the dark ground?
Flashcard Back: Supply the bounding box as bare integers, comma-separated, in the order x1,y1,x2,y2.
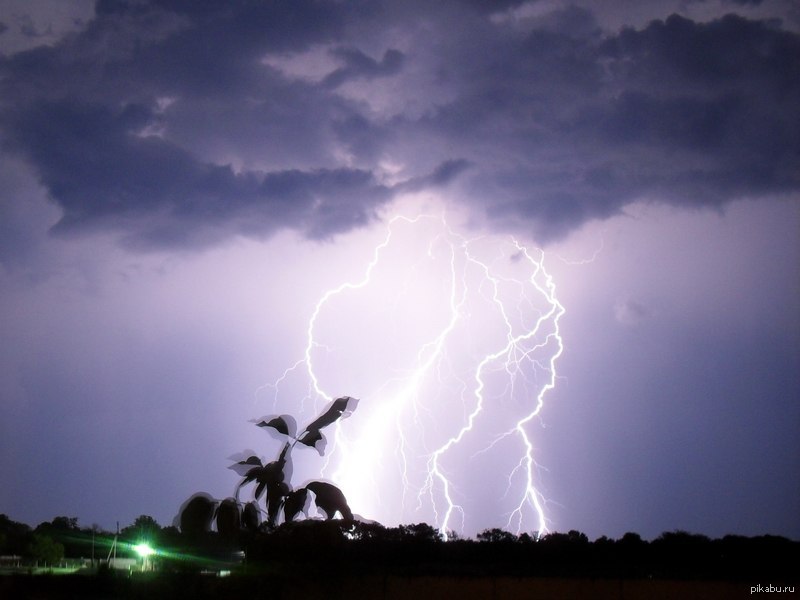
0,572,782,600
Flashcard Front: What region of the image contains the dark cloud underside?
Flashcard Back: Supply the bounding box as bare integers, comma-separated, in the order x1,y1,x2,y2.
0,1,797,250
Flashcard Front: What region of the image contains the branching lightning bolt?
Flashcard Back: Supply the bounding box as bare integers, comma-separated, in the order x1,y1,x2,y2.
262,208,566,538
424,239,564,538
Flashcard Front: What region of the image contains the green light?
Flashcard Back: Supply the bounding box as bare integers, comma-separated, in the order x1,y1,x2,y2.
133,543,155,558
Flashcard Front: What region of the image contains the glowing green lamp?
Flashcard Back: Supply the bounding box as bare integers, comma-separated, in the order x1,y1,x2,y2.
133,543,155,558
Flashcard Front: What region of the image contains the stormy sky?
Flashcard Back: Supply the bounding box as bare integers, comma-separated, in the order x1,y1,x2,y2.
0,0,798,540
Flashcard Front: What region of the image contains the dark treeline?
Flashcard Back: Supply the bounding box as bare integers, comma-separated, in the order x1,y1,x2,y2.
244,521,797,582
1,514,797,582
0,514,175,564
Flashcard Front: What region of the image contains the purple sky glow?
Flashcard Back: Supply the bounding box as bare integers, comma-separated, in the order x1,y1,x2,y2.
0,0,798,540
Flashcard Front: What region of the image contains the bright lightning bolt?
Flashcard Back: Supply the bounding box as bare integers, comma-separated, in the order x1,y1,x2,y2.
423,239,564,538
260,205,565,538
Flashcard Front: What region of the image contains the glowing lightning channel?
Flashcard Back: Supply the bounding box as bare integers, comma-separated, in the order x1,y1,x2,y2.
502,241,564,537
303,213,436,403
263,208,566,538
424,239,565,538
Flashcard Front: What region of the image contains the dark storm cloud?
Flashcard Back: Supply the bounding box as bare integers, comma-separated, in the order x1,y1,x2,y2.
3,98,392,248
0,1,798,251
5,92,396,242
458,0,529,14
415,8,799,240
0,0,395,248
597,14,799,197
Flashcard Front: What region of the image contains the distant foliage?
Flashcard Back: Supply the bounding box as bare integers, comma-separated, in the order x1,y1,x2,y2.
26,534,64,565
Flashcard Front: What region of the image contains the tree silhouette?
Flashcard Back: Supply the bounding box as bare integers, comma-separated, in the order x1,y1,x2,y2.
232,396,359,527
121,515,161,542
477,528,517,544
27,534,64,566
179,396,359,534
